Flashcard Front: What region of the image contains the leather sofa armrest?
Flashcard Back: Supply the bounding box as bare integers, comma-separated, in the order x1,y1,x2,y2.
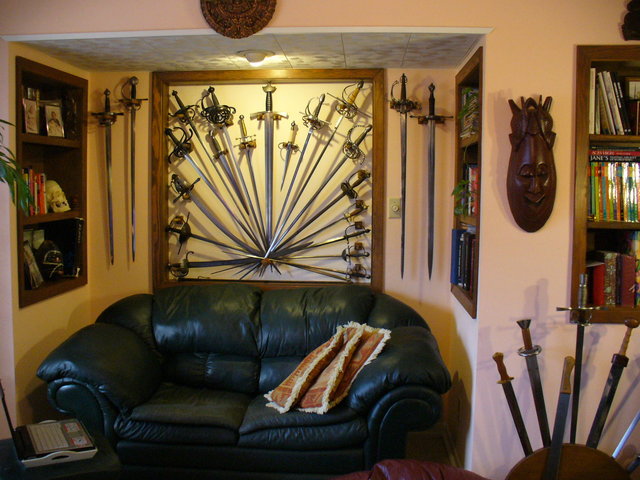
37,323,162,412
346,326,451,413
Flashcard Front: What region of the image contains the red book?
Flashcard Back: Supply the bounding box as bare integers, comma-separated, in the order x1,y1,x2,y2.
618,253,636,306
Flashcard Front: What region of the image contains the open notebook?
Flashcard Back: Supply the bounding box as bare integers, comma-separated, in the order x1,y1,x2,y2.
0,379,97,467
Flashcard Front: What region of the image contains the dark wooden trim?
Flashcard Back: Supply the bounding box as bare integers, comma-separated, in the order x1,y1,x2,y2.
151,69,385,293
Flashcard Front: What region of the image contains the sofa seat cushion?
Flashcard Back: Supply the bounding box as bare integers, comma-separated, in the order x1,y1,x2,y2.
114,383,251,445
238,396,367,449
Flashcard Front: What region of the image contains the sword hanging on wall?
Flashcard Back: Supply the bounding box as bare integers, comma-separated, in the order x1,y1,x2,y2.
390,73,419,278
92,89,123,265
413,84,451,279
120,76,147,262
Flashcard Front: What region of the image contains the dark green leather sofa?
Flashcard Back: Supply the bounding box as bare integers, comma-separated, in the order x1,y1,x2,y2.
37,284,451,479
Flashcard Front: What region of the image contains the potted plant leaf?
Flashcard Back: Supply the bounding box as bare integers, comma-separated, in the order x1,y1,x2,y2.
0,119,31,213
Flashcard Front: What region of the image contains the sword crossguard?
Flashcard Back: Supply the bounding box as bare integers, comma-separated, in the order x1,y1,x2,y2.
348,263,371,280
199,87,236,127
345,200,368,220
342,242,370,262
390,74,420,114
235,115,257,150
335,80,364,119
168,251,193,278
302,94,328,130
165,127,193,163
170,174,200,203
169,90,197,124
517,345,542,357
119,76,148,111
167,213,191,255
341,170,371,199
343,124,372,161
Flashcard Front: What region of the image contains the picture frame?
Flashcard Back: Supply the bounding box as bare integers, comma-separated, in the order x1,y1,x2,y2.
22,98,39,134
44,104,64,137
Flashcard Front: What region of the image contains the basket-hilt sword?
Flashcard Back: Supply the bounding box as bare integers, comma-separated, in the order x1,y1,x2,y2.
586,318,639,449
92,89,123,265
413,84,451,279
492,352,533,456
517,319,551,447
120,77,147,262
390,74,419,277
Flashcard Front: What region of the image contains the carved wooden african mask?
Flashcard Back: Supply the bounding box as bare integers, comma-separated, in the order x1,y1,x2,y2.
507,96,556,232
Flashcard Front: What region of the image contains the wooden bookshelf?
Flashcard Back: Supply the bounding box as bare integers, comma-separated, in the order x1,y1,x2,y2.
451,47,483,318
15,57,88,307
572,45,640,324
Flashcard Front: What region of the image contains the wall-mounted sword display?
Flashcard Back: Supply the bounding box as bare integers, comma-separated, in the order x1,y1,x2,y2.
389,74,419,278
92,89,123,265
412,84,452,279
119,77,147,262
162,79,373,283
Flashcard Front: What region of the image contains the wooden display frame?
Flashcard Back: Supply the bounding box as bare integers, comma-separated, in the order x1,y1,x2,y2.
151,69,385,292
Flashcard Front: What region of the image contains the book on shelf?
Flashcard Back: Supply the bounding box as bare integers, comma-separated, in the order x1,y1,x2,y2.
22,167,47,215
460,87,479,139
588,159,639,222
450,226,476,290
591,69,635,135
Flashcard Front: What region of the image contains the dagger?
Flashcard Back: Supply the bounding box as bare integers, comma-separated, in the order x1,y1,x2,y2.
278,121,299,190
92,89,122,265
517,319,551,447
492,352,533,456
543,356,575,480
586,318,639,449
390,74,419,278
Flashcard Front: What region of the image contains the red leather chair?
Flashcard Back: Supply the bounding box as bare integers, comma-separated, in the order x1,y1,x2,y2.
331,459,492,480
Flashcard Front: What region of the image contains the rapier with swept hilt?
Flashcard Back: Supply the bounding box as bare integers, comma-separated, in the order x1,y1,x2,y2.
119,76,147,262
390,73,419,277
92,89,123,265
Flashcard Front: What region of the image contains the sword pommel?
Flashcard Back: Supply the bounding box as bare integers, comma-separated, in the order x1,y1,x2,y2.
493,352,514,384
560,356,575,395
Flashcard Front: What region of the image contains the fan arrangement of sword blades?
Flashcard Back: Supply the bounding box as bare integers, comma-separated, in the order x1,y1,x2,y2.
165,80,373,283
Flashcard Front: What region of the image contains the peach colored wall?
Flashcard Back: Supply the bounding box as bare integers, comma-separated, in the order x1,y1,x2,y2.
2,2,640,479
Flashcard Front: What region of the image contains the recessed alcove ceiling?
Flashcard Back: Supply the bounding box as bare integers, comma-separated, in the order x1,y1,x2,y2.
4,27,489,71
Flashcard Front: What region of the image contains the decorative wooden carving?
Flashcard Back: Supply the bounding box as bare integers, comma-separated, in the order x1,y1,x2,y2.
507,96,556,233
623,0,640,40
200,0,276,39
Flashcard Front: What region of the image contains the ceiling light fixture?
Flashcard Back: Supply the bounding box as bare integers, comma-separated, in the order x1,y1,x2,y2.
238,50,274,67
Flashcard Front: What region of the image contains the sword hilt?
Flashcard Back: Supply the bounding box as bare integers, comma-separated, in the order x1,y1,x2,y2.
165,127,193,162
348,263,370,279
119,77,148,111
428,83,435,117
390,74,420,114
278,121,299,151
92,89,123,126
303,94,327,130
336,80,364,119
341,170,371,199
236,115,256,149
516,319,542,356
560,356,575,394
493,352,514,384
209,132,227,159
617,318,639,357
263,81,276,112
345,200,367,220
170,90,196,123
200,86,235,126
343,124,372,160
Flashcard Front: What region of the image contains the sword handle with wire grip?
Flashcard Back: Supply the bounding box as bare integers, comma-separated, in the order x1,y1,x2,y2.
618,318,639,356
516,319,534,351
347,80,364,105
211,134,224,157
314,94,325,117
263,82,275,112
171,90,187,110
560,356,575,394
353,125,373,146
493,352,514,383
428,83,435,116
400,73,408,102
130,76,138,100
578,273,588,308
239,115,248,137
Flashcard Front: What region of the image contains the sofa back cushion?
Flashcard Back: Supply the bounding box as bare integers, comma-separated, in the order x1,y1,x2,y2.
257,285,377,393
152,284,262,394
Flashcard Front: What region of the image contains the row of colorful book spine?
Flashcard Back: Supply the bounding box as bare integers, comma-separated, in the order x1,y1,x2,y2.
22,167,46,216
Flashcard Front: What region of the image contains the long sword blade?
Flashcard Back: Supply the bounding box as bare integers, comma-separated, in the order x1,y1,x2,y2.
427,119,435,279
265,115,274,243
130,106,136,262
400,112,407,277
105,125,114,265
613,409,640,458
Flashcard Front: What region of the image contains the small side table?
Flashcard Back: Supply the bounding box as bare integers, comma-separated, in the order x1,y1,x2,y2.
0,432,121,480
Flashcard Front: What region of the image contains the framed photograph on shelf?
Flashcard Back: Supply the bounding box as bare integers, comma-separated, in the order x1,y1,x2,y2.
44,104,64,137
22,98,39,134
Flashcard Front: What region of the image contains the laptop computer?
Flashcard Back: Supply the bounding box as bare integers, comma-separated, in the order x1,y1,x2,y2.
0,379,97,468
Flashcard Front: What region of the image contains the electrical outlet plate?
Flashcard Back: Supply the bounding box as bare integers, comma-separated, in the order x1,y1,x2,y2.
388,198,401,218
